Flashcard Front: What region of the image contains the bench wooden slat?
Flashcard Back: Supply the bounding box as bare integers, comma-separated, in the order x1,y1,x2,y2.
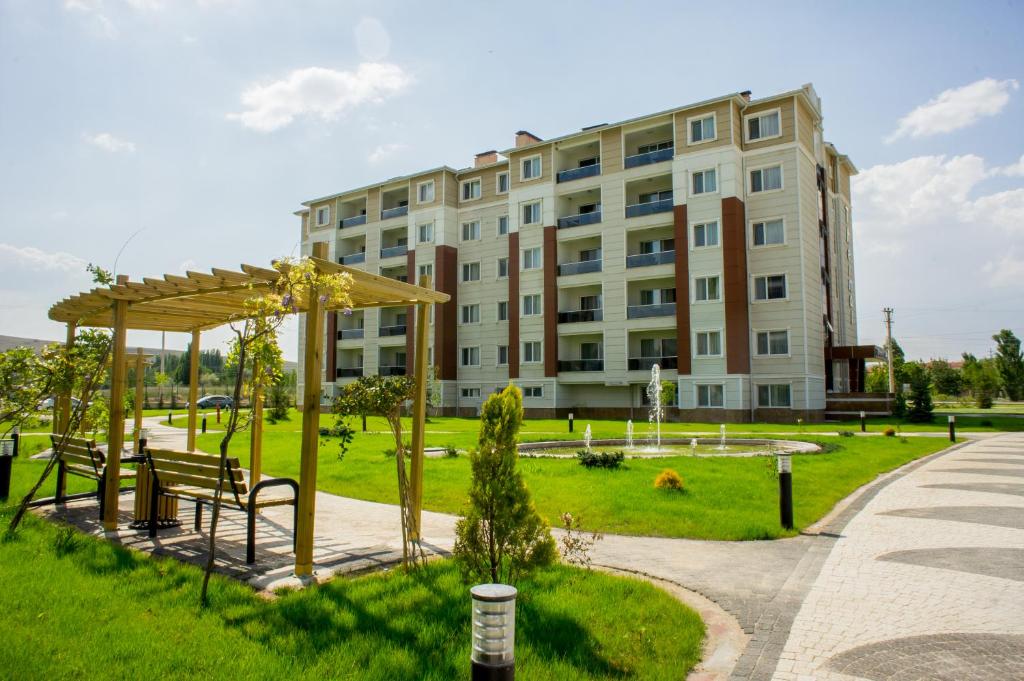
60,452,101,469
162,487,293,509
152,470,245,494
151,458,245,483
148,448,240,469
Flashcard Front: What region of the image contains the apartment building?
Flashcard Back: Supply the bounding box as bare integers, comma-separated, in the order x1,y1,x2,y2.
297,83,865,422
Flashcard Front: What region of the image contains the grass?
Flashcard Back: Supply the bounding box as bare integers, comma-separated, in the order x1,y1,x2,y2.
197,424,951,540
0,457,703,680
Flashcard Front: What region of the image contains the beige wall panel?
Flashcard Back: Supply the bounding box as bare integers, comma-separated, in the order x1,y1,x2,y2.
601,127,623,174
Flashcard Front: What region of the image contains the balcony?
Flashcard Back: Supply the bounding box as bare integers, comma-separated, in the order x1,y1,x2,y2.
380,244,408,259
338,328,364,340
557,359,604,372
624,147,673,168
378,365,407,376
627,303,676,319
379,324,407,337
380,205,408,220
557,164,601,183
628,356,678,371
626,251,675,268
558,259,602,276
557,210,602,229
339,215,367,229
557,309,603,324
339,252,366,265
625,198,673,218
336,367,363,378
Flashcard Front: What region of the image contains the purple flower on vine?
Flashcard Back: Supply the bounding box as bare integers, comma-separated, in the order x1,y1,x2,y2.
318,294,328,303
343,307,353,316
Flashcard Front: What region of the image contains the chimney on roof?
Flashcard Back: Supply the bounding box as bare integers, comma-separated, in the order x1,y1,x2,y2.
515,130,542,148
474,150,498,168
740,90,752,102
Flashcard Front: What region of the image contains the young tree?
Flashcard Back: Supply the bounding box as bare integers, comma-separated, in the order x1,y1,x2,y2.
993,329,1024,401
453,384,556,585
962,353,1001,409
904,362,934,422
928,359,964,397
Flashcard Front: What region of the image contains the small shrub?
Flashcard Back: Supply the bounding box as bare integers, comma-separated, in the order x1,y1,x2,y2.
383,441,412,458
559,512,603,569
576,450,625,469
980,419,994,427
444,444,459,458
654,468,684,491
317,426,330,436
838,430,855,438
52,526,80,557
883,427,897,437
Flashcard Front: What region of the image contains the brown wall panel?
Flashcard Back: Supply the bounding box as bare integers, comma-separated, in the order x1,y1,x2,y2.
722,197,750,374
543,226,558,377
672,205,691,375
508,232,520,378
433,245,458,380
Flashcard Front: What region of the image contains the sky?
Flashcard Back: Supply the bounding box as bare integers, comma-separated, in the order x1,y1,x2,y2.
1,0,1022,362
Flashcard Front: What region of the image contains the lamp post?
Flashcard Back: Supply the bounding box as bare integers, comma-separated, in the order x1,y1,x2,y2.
859,410,866,433
470,584,517,681
568,412,574,433
0,426,18,501
139,427,150,454
778,454,793,530
948,415,956,443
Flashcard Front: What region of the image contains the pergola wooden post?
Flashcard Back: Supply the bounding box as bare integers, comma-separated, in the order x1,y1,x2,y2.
408,275,431,541
249,355,263,485
133,348,145,452
186,329,200,452
102,275,129,531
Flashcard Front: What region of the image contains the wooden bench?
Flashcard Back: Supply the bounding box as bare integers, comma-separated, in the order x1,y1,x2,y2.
143,448,299,564
51,435,136,521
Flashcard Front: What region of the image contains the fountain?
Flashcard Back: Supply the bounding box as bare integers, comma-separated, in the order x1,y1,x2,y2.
625,420,634,449
690,438,698,455
646,364,663,451
717,423,728,451
583,424,593,453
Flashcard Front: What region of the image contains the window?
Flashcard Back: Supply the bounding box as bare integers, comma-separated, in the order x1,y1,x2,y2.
497,172,510,194
750,166,783,193
579,342,602,360
523,386,543,398
754,274,787,300
697,384,725,408
418,222,434,243
753,219,785,246
523,293,541,316
694,276,721,302
316,206,330,226
523,341,542,363
689,115,716,143
756,330,790,356
417,180,435,203
460,304,480,324
497,300,509,321
498,214,509,236
462,262,480,282
461,387,480,398
497,345,509,366
461,179,481,201
522,201,541,225
462,221,481,241
460,346,480,367
418,263,433,280
639,288,676,305
692,168,717,195
522,155,542,180
758,384,792,407
579,294,601,310
639,189,672,204
695,331,722,357
497,257,509,279
578,247,600,262
522,247,541,270
637,140,673,154
747,110,781,141
693,221,719,248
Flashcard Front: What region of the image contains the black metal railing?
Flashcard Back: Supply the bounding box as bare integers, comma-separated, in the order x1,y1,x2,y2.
380,245,408,259
378,365,407,376
336,368,363,378
628,356,678,371
625,198,673,218
557,210,602,229
556,164,601,183
626,303,676,319
379,325,407,337
380,205,409,220
557,359,604,372
626,251,675,268
624,147,673,168
557,309,603,324
339,214,367,228
338,328,364,340
557,259,602,276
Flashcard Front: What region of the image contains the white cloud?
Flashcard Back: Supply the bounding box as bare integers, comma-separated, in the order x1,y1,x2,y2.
367,143,406,163
64,0,119,39
961,188,1024,234
226,63,412,132
982,251,1024,287
885,78,1018,143
354,17,391,61
993,154,1024,177
0,244,87,272
83,132,137,153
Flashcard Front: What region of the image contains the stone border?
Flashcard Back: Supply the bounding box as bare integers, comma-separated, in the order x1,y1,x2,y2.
519,438,821,456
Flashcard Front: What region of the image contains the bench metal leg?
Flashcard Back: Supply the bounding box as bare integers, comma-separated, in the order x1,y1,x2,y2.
246,504,256,564
148,469,159,539
97,470,106,522
55,461,66,504
194,501,203,532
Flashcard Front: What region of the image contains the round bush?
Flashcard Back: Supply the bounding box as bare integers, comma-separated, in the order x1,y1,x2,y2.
654,468,684,491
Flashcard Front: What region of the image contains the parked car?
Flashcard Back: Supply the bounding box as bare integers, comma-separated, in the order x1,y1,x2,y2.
188,395,234,409
38,396,83,411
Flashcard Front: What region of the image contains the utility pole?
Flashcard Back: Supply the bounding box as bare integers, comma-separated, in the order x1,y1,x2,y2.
883,307,895,394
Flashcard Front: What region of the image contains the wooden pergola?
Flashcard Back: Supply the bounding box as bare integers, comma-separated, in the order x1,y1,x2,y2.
48,243,448,576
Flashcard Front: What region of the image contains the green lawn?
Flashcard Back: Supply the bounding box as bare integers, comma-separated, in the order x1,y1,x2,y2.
198,426,951,540
0,458,703,680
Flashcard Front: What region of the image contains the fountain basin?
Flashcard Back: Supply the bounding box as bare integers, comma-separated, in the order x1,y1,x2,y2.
519,438,819,458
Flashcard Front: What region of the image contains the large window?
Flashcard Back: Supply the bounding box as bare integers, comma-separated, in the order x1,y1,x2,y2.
462,221,481,241
522,201,541,225
418,263,433,279
758,384,791,407
695,331,722,357
697,384,724,407
496,172,510,194
637,140,673,154
461,387,480,398
461,178,481,201
750,166,783,193
460,304,480,324
418,222,434,243
691,168,717,195
693,221,719,248
316,206,330,226
639,288,676,305
522,155,542,180
523,386,543,398
498,214,509,236
523,341,542,363
689,115,716,143
497,300,509,321
754,274,787,300
497,257,509,279
460,347,480,367
756,330,790,356
747,110,781,141
753,219,785,246
694,276,721,302
497,345,509,366
523,294,541,316
417,180,435,203
639,189,672,204
462,262,480,282
522,247,541,270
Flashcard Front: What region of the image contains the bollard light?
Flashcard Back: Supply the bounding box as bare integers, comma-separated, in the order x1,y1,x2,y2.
948,415,956,443
568,412,574,433
777,454,793,530
777,454,792,474
471,583,517,681
859,410,866,432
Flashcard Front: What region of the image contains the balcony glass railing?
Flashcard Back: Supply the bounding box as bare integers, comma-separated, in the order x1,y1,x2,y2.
557,210,602,229
378,365,407,376
557,359,604,372
628,356,678,371
625,198,673,218
557,259,602,276
557,309,603,324
339,252,366,265
624,147,673,168
556,164,601,183
379,324,407,337
339,214,367,228
336,367,363,378
380,205,409,220
626,302,676,319
626,251,675,268
338,328,364,340
380,245,408,259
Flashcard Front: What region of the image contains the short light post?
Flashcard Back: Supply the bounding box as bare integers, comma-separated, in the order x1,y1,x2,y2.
168,411,173,425
859,410,866,433
201,414,207,434
470,584,517,681
568,412,574,433
778,454,793,530
0,426,19,501
139,427,150,454
948,415,956,443
362,414,367,432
